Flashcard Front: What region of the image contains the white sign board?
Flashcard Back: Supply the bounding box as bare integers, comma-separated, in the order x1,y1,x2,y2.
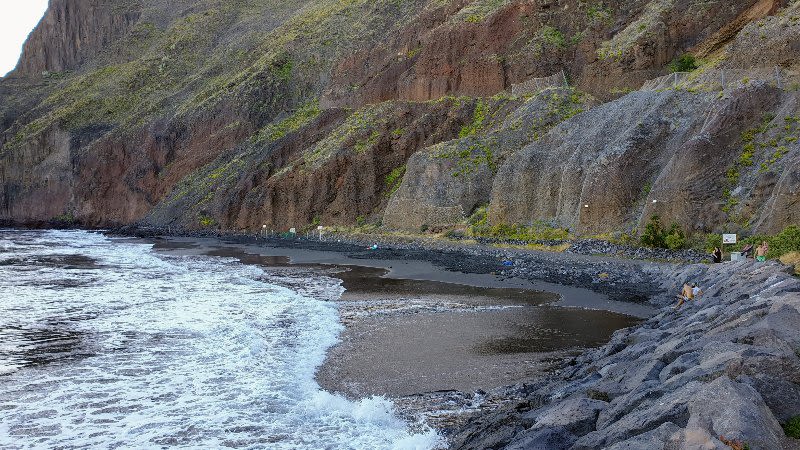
317,226,324,230
722,234,737,244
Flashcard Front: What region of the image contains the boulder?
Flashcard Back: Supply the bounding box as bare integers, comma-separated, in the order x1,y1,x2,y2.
738,375,800,423
686,376,786,450
604,422,685,450
571,382,697,449
505,426,576,450
523,397,607,436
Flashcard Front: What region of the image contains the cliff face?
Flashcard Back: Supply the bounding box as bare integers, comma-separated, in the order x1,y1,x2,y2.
12,0,142,77
489,84,799,235
1,0,799,236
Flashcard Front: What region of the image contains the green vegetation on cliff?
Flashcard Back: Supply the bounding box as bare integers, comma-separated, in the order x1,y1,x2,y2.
668,54,698,73
466,206,571,242
2,0,428,152
385,165,406,197
640,215,686,250
252,100,321,143
452,0,513,23
3,0,800,238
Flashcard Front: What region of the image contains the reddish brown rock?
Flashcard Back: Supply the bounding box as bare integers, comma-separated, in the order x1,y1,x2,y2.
144,99,476,231
12,0,141,77
2,0,800,236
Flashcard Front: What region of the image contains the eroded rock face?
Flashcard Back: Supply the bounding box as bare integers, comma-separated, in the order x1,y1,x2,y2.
2,0,800,234
385,88,596,231
0,99,255,227
491,88,709,234
0,126,74,222
325,0,789,107
144,99,475,230
12,0,142,77
490,84,799,234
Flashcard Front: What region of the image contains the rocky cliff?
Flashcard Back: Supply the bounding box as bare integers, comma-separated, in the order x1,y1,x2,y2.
12,0,142,77
1,0,799,237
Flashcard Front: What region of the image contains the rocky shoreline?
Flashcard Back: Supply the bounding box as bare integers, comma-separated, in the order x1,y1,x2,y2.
111,225,682,303
448,262,800,450
109,226,800,449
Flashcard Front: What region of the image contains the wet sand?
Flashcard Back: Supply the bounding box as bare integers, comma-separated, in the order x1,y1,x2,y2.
146,236,648,398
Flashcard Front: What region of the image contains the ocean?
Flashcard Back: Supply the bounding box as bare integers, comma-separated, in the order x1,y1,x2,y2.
0,229,439,449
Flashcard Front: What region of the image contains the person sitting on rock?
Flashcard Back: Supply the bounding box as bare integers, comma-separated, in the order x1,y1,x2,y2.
711,247,722,263
675,282,702,310
692,283,703,299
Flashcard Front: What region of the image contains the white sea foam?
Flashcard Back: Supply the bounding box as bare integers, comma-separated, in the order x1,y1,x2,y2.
0,230,441,449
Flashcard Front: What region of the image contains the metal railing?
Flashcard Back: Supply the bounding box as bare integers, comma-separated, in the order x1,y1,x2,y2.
641,66,795,92
511,70,569,96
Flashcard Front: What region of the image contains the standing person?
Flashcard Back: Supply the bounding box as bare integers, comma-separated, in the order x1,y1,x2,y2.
756,242,768,262
712,247,722,263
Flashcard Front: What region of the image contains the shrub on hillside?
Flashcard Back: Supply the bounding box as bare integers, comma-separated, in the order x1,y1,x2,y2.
664,224,687,250
773,225,800,256
668,54,698,73
696,232,723,252
641,215,666,248
641,215,686,249
469,219,571,242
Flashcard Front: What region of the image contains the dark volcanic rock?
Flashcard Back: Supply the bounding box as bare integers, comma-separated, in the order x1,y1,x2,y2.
449,260,800,450
505,426,577,450
522,397,607,436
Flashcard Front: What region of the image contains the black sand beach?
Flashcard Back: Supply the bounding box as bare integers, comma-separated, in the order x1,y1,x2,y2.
147,236,647,399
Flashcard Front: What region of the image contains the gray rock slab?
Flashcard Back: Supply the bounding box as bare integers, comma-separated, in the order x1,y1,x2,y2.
686,376,786,450
738,374,800,423
505,426,577,450
524,397,607,436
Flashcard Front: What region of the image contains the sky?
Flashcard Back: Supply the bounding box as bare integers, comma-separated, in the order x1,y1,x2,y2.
0,1,49,77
